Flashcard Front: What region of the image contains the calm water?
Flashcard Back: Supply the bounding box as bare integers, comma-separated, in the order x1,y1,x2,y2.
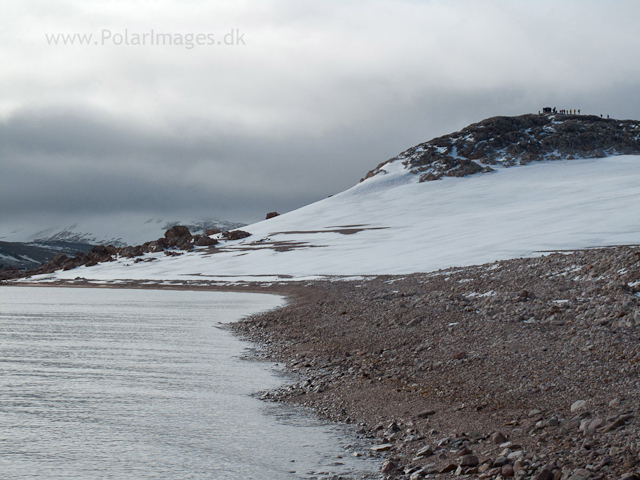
0,287,375,479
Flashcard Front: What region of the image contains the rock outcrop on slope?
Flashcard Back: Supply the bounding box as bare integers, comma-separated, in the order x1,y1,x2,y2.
363,114,640,183
0,226,251,280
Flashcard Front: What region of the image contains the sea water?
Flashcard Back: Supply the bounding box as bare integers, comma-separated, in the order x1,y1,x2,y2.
0,286,376,479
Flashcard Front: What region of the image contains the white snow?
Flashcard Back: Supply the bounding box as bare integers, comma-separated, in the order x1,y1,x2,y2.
33,155,640,282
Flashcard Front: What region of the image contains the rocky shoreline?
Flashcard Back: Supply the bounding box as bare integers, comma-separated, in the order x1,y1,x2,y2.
232,246,640,480
5,245,639,480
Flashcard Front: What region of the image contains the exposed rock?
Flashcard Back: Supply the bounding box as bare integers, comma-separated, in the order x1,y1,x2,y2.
502,464,515,477
459,454,479,467
491,432,508,444
619,473,640,480
417,410,436,418
440,464,457,474
195,236,218,247
164,225,191,239
221,230,251,241
409,469,426,480
2,221,226,279
370,444,393,452
602,414,634,432
571,400,587,412
266,212,279,219
536,469,555,480
380,459,398,474
493,456,509,468
362,114,640,183
416,445,433,457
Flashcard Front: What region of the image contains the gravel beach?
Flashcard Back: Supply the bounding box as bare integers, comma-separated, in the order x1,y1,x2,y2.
232,246,640,480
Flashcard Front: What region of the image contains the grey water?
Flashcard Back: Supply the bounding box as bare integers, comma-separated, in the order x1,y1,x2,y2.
0,287,376,479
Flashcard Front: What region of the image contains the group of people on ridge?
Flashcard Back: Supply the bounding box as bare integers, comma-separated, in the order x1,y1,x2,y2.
539,107,610,119
540,107,580,115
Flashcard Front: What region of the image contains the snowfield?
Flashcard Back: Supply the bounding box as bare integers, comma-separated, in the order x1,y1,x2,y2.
34,156,640,282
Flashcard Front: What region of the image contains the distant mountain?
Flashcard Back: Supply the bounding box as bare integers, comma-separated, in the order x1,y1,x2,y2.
363,113,640,182
0,240,94,270
17,113,640,282
0,215,245,248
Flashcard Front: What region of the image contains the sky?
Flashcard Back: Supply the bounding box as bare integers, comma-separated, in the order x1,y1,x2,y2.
1,0,640,226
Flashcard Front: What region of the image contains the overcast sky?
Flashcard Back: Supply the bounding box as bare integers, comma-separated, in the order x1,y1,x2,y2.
1,0,639,226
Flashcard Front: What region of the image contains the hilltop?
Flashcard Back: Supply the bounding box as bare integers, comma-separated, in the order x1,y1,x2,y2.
364,114,640,182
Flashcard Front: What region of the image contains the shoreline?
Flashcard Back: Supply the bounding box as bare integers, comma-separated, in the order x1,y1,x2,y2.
5,245,640,480
231,246,640,480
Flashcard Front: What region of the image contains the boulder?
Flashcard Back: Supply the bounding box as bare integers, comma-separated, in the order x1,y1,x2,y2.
419,172,440,182
195,236,218,247
221,230,251,240
164,225,191,239
380,459,399,474
120,246,143,258
459,454,479,467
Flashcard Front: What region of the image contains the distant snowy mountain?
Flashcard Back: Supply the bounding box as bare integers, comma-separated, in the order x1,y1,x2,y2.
24,114,640,283
0,215,245,247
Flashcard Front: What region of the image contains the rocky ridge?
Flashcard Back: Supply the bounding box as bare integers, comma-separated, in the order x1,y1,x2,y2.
363,114,640,183
0,225,251,280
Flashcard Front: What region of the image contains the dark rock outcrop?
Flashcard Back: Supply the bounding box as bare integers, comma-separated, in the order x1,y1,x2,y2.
0,265,25,280
221,230,251,240
164,225,191,239
266,212,279,219
195,235,218,247
1,224,233,280
362,113,640,183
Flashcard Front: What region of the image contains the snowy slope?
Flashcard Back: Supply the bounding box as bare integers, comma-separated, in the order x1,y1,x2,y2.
35,155,640,282
0,215,244,247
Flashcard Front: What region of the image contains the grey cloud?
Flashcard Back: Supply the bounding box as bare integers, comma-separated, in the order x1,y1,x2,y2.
1,0,639,229
3,77,640,226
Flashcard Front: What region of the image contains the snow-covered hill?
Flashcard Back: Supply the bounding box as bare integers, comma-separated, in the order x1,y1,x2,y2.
0,215,244,247
34,154,640,282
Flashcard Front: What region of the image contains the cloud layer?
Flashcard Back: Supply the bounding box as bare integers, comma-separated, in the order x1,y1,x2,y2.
2,0,639,224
